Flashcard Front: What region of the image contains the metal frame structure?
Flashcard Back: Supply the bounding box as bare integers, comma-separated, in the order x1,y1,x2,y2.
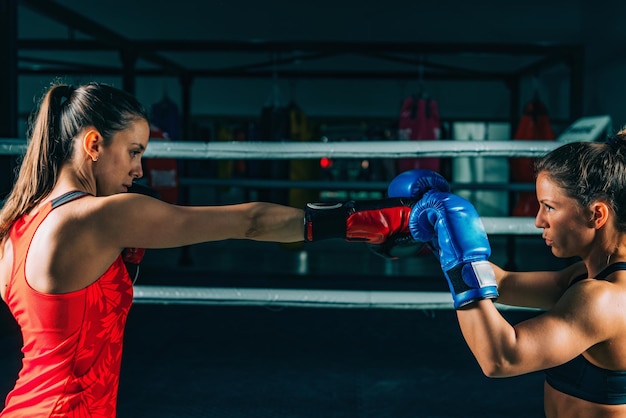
1,0,585,141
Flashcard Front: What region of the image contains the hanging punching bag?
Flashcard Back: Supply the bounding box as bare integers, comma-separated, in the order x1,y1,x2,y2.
143,126,180,204
397,94,441,174
510,97,555,216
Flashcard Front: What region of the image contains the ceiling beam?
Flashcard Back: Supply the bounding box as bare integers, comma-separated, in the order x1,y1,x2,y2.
18,38,583,56
18,65,509,81
20,0,187,76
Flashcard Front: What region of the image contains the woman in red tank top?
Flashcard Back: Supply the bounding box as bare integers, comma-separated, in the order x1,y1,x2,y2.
0,82,308,417
0,82,421,417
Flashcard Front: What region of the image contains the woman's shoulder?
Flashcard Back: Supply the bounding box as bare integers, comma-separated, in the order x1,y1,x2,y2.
560,265,626,316
50,192,128,217
42,193,121,237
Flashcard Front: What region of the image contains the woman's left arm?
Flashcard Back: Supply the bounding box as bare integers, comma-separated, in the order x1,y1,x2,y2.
456,279,617,377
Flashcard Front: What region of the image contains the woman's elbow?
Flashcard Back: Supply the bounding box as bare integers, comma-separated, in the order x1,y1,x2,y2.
477,358,515,378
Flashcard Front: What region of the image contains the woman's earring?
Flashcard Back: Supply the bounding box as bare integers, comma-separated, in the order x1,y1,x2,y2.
92,156,98,162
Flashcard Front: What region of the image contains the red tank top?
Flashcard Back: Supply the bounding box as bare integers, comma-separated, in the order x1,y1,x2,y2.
1,192,134,418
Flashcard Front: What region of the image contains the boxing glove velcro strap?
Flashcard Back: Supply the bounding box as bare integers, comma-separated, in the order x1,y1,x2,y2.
304,198,415,243
445,260,498,308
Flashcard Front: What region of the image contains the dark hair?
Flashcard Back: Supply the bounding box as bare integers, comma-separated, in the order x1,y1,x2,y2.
535,134,626,232
0,81,149,245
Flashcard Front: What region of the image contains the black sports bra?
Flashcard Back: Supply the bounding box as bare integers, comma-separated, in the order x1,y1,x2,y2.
545,262,626,405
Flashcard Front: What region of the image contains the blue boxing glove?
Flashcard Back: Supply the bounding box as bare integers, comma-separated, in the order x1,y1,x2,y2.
387,169,451,200
410,190,498,309
369,169,450,259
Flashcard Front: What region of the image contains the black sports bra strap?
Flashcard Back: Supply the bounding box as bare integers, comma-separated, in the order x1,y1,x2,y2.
569,262,626,287
570,273,587,286
51,191,90,209
595,262,626,280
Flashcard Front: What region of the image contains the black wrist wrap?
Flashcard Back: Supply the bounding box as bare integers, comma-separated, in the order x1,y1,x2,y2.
304,202,350,241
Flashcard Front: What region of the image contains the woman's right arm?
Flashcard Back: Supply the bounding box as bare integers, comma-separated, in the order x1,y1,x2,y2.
92,193,305,251
492,261,586,309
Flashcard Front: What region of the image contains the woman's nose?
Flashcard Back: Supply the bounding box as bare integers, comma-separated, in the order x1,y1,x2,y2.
534,209,545,228
133,164,143,179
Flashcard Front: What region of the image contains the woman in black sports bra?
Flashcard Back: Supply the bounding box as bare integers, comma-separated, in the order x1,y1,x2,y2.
448,134,626,417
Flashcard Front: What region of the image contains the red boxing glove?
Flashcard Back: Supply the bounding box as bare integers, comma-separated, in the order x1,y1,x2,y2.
304,198,416,244
122,247,145,284
345,206,412,244
122,247,146,265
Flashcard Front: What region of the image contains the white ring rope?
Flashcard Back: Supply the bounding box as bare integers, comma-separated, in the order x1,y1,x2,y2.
132,286,537,311
0,139,559,158
142,139,559,159
481,217,537,235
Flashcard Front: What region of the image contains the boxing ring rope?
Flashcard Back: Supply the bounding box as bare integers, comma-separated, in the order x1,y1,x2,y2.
131,285,539,311
0,138,560,158
0,138,546,310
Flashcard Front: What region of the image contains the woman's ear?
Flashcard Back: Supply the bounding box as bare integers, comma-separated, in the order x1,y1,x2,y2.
590,201,611,229
82,129,101,162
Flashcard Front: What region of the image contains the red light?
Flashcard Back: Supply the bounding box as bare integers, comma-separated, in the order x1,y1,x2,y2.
320,157,332,169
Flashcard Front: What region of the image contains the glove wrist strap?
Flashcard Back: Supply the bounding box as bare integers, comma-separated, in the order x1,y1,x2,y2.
445,260,498,309
304,202,348,241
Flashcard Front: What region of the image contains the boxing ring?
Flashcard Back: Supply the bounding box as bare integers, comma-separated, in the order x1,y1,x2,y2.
0,139,555,311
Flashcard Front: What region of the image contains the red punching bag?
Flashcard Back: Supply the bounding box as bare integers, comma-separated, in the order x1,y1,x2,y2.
510,97,555,216
143,126,180,204
397,94,441,174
